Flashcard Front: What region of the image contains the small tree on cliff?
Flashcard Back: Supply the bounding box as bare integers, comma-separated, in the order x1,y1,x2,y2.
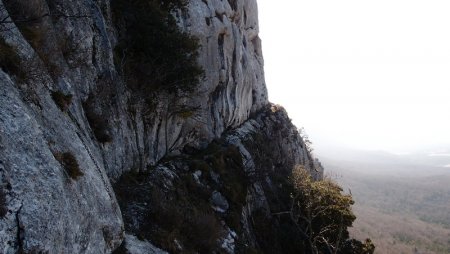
277,166,375,254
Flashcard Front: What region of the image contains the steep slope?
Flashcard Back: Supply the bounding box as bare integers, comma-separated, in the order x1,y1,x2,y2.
0,0,321,253
114,105,323,253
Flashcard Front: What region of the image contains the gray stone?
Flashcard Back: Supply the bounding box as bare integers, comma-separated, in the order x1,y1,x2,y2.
0,0,323,252
0,71,123,253
210,191,230,213
220,228,237,254
123,234,168,254
193,170,202,184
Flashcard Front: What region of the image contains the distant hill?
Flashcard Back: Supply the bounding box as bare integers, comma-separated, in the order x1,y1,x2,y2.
318,148,450,254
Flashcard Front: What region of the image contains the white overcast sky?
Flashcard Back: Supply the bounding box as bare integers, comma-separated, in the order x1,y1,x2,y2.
258,0,450,153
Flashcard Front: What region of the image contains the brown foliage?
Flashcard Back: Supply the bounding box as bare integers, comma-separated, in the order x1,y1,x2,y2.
54,151,84,180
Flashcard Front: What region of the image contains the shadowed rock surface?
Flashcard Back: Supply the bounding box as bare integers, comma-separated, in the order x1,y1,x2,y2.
0,0,321,253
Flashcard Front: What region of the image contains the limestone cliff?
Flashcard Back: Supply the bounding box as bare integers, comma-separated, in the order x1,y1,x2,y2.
0,0,322,253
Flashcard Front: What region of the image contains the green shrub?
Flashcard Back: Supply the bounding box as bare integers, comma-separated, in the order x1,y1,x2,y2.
183,212,224,253
54,152,84,180
196,142,248,233
0,187,7,218
188,159,210,173
112,0,204,95
211,145,247,209
114,166,226,254
148,188,184,232
113,141,248,253
51,91,73,111
147,187,222,253
181,174,210,200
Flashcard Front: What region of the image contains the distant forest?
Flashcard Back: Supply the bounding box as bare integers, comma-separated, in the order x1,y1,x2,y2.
322,156,450,254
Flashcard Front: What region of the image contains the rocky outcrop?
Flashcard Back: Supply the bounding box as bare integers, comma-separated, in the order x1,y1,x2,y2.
0,0,320,253
113,105,323,253
0,70,123,253
185,0,267,136
226,105,323,251
120,234,168,254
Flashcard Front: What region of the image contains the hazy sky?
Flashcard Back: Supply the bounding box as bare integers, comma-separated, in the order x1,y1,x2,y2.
258,0,450,153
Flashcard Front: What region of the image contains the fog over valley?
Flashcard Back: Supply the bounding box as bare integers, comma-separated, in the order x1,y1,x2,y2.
259,1,450,253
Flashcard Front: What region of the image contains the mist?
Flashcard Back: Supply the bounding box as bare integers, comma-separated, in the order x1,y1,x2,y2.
258,0,450,154
257,2,450,252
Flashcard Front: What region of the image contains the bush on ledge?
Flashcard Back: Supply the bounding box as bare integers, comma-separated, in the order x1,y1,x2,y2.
112,0,204,96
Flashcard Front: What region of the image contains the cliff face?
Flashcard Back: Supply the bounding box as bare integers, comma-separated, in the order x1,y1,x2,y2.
0,0,321,253
114,105,323,253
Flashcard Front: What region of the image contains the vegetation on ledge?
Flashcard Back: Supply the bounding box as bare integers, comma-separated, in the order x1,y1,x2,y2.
113,135,375,253
286,166,375,254
54,152,84,180
111,0,204,96
113,141,246,253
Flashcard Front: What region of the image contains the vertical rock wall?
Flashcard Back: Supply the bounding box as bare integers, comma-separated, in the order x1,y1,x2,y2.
0,0,268,252
183,0,267,137
0,0,320,253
